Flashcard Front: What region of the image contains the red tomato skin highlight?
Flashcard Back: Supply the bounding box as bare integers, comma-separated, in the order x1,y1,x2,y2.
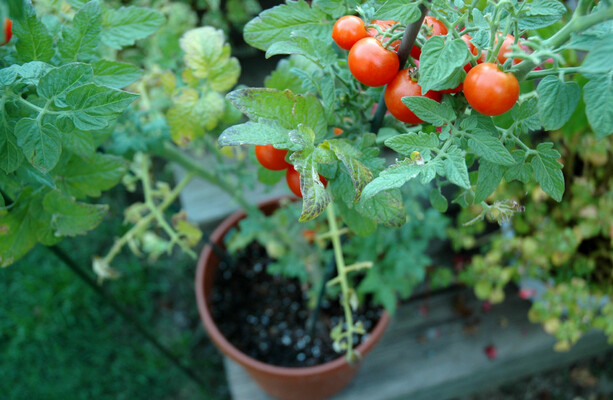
384,69,442,124
348,37,399,87
255,144,290,171
463,63,519,116
332,16,369,51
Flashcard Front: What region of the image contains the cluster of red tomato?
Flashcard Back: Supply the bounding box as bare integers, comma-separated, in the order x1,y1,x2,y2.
254,145,327,198
332,15,520,119
2,17,12,46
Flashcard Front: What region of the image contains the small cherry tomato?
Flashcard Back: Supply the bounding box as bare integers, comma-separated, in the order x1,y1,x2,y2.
285,166,327,198
333,127,343,136
384,69,442,124
255,144,290,171
463,63,519,116
461,34,478,72
478,34,521,65
2,18,12,46
348,37,399,87
410,16,448,60
332,16,369,51
368,20,401,51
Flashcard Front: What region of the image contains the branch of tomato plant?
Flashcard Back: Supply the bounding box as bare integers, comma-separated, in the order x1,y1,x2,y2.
49,245,211,394
325,201,360,363
151,141,261,217
513,4,613,81
138,153,197,258
370,2,429,133
101,167,195,267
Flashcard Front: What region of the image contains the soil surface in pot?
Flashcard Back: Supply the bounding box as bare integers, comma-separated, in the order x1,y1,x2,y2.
211,242,383,367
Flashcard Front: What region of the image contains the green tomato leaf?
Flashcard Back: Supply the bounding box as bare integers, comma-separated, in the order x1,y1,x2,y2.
531,143,564,201
289,143,331,222
92,60,143,88
536,76,580,130
384,132,439,156
58,0,102,62
361,159,421,200
13,5,55,62
54,153,128,199
313,0,359,18
374,0,420,23
15,118,62,173
219,119,298,149
443,145,470,189
584,75,613,139
326,140,373,202
43,190,108,237
62,83,139,130
429,187,448,212
37,63,94,106
335,200,377,237
473,160,505,203
101,6,165,49
565,21,613,51
0,115,23,174
62,129,95,158
400,97,456,126
504,150,533,183
1,61,53,86
468,132,514,166
0,190,39,267
265,56,310,94
518,0,567,30
227,88,327,141
243,0,331,51
418,37,468,94
357,189,405,228
266,33,337,67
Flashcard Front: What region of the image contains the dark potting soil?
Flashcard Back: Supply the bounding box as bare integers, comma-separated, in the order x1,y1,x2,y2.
210,242,383,367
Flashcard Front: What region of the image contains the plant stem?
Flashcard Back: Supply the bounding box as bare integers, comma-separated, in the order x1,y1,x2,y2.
513,5,613,80
525,66,582,79
370,3,429,133
49,245,210,394
325,202,357,362
153,141,260,217
103,170,194,266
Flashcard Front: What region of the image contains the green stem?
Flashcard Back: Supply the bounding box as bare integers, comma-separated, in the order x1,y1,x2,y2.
513,5,613,80
102,171,194,266
139,154,196,259
49,246,210,394
325,202,356,362
152,141,260,217
525,66,581,79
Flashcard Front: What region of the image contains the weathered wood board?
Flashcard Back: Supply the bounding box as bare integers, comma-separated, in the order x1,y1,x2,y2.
223,287,611,400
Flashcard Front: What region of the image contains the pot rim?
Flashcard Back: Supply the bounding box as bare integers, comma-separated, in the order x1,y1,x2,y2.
195,197,391,377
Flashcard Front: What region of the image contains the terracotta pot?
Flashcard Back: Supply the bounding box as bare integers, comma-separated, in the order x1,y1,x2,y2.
195,198,391,400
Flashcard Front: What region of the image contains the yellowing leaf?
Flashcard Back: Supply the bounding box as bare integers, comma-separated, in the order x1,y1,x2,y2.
179,27,240,91
166,90,225,145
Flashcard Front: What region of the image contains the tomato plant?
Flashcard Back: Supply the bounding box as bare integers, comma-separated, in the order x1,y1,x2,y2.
332,15,368,50
410,16,448,60
348,37,399,87
463,63,519,116
255,144,290,170
368,19,401,51
384,69,441,124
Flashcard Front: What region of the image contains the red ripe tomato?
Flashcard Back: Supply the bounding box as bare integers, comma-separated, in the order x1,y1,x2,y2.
461,34,478,72
348,37,399,87
255,144,290,171
2,18,12,46
332,16,369,51
440,83,463,94
285,166,328,198
384,69,442,124
410,16,448,60
463,63,519,116
368,20,401,51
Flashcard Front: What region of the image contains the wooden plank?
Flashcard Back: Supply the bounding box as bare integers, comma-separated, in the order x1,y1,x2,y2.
223,287,611,400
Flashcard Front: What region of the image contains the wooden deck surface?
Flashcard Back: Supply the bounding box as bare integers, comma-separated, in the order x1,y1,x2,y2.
223,287,610,400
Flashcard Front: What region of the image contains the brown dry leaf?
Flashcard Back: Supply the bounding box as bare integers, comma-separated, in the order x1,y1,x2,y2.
570,367,598,388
